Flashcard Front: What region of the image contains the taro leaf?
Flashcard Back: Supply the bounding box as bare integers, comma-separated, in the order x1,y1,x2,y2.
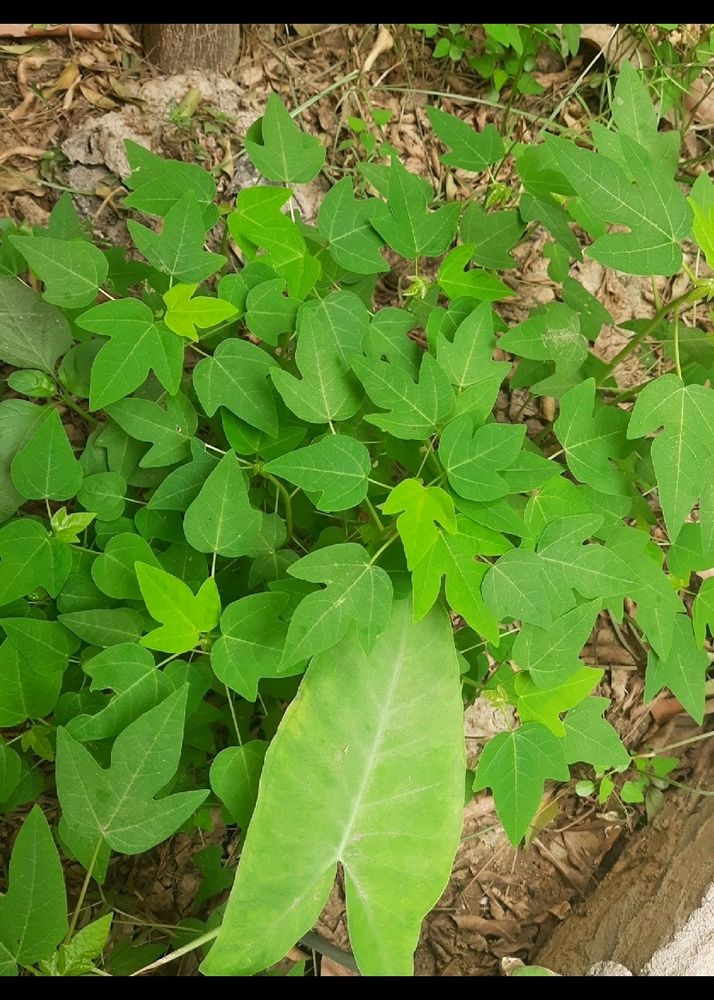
210,742,268,829
371,158,460,259
281,543,392,667
437,245,512,302
201,599,464,977
193,339,278,435
459,203,523,269
473,723,569,845
555,377,631,495
512,600,601,687
351,353,454,440
498,301,586,396
426,106,504,172
0,639,63,727
106,394,197,468
65,643,172,742
645,614,709,724
317,176,386,274
264,434,371,512
211,592,296,703
11,409,82,501
563,696,630,770
162,282,238,340
0,518,71,606
124,140,217,219
628,374,714,541
136,563,220,654
91,532,161,600
245,92,325,184
0,400,48,521
56,686,208,854
0,806,67,970
77,471,126,521
270,292,367,423
411,515,509,640
0,276,71,371
183,452,262,558
128,191,224,282
439,414,525,501
10,235,108,309
546,133,691,276
383,478,456,569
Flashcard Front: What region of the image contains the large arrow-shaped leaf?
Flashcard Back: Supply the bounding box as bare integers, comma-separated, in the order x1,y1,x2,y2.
201,598,464,977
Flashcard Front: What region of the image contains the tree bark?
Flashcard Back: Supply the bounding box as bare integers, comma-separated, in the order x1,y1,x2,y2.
143,24,241,73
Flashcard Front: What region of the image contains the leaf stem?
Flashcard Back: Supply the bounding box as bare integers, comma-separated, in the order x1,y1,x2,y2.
673,305,682,380
224,685,243,745
65,838,103,943
262,472,293,541
600,287,696,377
369,532,398,565
362,495,384,533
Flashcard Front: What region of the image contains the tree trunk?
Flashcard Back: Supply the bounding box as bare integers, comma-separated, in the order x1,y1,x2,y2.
143,24,241,73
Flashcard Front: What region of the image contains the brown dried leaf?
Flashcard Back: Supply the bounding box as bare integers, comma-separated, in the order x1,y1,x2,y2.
79,82,117,110
42,62,80,99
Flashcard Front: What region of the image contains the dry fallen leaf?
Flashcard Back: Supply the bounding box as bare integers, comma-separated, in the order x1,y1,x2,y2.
79,82,117,110
43,62,80,99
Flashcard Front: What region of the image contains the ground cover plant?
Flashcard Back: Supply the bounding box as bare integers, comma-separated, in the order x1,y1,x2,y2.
0,55,713,977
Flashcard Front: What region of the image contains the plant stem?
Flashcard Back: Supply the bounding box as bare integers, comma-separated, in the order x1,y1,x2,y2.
673,305,682,379
601,287,696,377
224,685,242,745
58,395,99,427
362,496,384,533
262,472,293,541
130,928,220,976
65,838,102,942
369,532,398,565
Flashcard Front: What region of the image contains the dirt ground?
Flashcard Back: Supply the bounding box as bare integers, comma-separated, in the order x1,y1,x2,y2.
1,22,713,977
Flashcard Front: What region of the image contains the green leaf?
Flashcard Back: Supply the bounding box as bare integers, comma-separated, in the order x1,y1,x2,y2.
0,739,21,800
124,140,217,219
628,374,714,540
437,244,513,302
514,665,603,735
77,298,183,410
498,302,586,396
146,439,217,511
77,471,126,521
317,177,386,273
282,543,392,667
128,192,224,282
245,93,325,184
555,378,631,494
0,519,71,606
10,236,108,309
163,282,238,340
264,434,371,512
482,548,551,626
473,723,569,844
546,133,691,275
371,158,459,259
0,806,67,968
65,643,172,742
245,278,299,345
201,599,464,977
0,616,78,675
645,614,708,723
91,532,160,600
183,451,262,557
512,600,601,686
689,172,714,270
39,912,113,977
0,401,48,521
693,576,714,646
11,409,82,501
56,686,208,854
351,353,454,440
383,479,457,569
563,696,630,769
426,106,504,172
210,741,268,828
411,515,507,640
459,203,523,269
106,394,197,468
136,563,220,654
211,592,296,702
439,415,525,501
193,339,278,435
59,608,145,647
0,639,63,726
0,277,71,371
270,292,366,423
